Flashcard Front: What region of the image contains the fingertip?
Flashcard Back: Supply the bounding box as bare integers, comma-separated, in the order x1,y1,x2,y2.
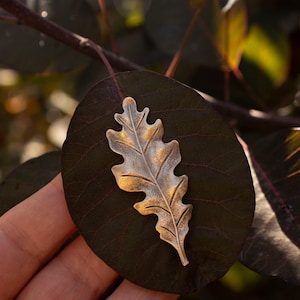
107,280,179,300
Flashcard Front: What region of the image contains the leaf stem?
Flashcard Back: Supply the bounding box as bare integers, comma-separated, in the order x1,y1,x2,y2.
165,6,203,78
0,14,19,24
80,38,124,101
223,9,230,102
98,0,118,53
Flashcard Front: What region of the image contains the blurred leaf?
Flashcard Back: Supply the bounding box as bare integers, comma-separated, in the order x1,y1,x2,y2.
217,0,248,68
62,70,254,293
145,0,247,68
240,24,290,98
113,0,151,27
222,0,241,12
0,151,60,216
0,0,101,73
220,261,264,293
84,0,100,11
189,0,207,9
240,129,300,285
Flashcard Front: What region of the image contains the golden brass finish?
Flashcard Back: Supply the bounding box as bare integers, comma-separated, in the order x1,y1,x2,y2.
106,97,192,266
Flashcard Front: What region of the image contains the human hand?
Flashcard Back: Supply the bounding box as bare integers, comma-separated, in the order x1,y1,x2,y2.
0,174,179,299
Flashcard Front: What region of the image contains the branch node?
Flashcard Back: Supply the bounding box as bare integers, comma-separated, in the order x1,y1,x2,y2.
79,37,89,48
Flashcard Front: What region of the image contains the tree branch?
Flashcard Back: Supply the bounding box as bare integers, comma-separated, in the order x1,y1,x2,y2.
199,92,300,130
0,0,144,71
0,0,299,130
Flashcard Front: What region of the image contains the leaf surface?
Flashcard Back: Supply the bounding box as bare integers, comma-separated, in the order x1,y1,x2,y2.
61,70,254,293
107,97,192,266
240,129,300,285
240,23,290,98
0,151,60,216
0,0,100,73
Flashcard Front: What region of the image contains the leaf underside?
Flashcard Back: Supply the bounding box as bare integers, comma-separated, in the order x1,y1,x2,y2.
106,97,192,266
240,129,300,286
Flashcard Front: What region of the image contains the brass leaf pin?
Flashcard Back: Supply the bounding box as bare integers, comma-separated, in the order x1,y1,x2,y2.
106,97,192,266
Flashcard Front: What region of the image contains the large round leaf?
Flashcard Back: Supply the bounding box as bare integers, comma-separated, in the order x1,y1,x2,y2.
0,151,60,216
0,0,100,73
61,70,254,293
240,129,300,285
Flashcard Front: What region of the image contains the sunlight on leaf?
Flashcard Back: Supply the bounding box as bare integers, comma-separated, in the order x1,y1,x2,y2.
145,0,247,68
240,129,300,285
114,0,151,27
62,71,254,293
107,97,192,266
220,262,264,293
241,24,290,96
222,0,240,12
284,130,300,173
217,0,247,68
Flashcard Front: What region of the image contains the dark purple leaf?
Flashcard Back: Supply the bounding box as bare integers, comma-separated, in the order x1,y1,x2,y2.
61,70,254,293
0,0,100,73
0,151,60,216
240,129,300,285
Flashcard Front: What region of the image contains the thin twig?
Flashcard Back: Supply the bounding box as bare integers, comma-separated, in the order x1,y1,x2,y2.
199,92,300,130
165,6,203,78
80,38,124,101
0,14,19,24
223,9,230,102
98,0,118,53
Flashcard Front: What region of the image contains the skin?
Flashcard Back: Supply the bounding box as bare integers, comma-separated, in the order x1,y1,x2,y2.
0,174,178,300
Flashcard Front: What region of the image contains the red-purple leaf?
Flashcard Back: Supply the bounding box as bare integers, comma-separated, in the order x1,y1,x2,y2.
240,129,300,285
0,151,60,216
61,70,254,293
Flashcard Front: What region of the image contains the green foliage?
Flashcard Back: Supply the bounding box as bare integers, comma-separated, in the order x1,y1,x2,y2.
241,24,290,98
0,0,300,297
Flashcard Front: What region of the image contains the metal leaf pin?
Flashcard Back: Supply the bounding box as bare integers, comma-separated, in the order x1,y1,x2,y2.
106,97,192,266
